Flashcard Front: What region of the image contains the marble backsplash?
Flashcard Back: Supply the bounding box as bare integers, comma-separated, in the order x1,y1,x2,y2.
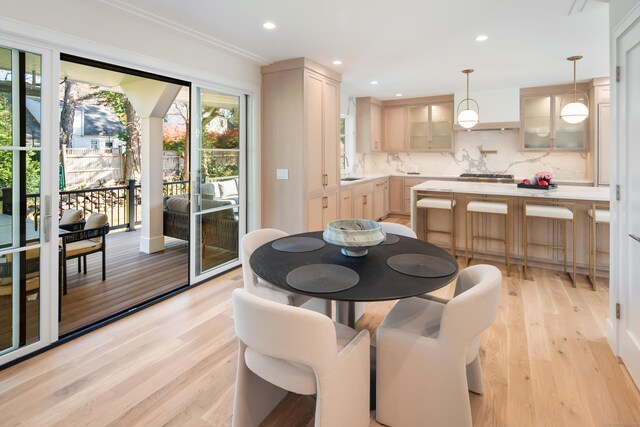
352,129,588,180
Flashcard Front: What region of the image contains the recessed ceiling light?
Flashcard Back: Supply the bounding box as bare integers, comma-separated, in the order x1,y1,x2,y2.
333,60,342,65
475,35,488,42
396,93,403,97
263,22,276,30
371,81,379,85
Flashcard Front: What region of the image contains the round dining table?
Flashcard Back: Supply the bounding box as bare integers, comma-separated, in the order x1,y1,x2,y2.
250,230,459,327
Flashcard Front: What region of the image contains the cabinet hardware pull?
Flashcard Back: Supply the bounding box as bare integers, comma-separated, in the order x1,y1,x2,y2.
322,174,328,186
364,195,368,205
631,234,640,243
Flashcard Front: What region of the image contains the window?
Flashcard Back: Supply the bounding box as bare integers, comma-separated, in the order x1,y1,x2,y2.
90,139,98,148
340,115,355,173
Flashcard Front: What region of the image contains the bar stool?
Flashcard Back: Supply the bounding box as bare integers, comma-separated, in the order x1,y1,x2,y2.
588,203,610,291
523,200,576,285
465,197,511,275
416,192,456,256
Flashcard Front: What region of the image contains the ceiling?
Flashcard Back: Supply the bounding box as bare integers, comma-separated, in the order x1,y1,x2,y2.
97,0,610,100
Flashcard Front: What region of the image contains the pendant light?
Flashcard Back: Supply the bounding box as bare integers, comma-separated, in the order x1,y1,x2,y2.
456,69,479,129
560,56,589,124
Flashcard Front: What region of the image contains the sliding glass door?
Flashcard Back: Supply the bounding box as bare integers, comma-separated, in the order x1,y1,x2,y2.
190,87,245,282
0,43,54,363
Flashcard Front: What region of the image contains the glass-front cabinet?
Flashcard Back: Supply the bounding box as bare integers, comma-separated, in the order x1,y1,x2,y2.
407,102,454,152
521,91,587,151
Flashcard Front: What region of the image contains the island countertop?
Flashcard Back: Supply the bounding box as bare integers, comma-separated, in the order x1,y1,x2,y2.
411,180,610,202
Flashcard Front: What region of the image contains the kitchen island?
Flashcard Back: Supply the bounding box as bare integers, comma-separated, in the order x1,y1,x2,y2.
410,180,611,275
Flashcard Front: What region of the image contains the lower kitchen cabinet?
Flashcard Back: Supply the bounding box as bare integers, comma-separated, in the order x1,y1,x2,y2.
340,188,353,219
373,178,389,220
389,177,404,213
352,181,374,220
307,191,338,231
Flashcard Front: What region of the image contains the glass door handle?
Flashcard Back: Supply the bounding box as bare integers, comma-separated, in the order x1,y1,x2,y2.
630,234,640,243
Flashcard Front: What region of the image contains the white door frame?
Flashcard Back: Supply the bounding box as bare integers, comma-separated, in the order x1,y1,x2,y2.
610,2,640,387
189,84,248,284
0,36,58,365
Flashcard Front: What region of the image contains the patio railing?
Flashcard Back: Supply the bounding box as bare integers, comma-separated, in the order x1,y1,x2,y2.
1,180,190,232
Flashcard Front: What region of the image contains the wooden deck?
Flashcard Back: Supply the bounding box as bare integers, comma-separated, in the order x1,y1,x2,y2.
60,230,190,334
60,229,237,334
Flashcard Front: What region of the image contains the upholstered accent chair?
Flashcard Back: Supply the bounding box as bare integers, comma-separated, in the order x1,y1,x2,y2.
231,288,370,427
376,264,502,427
379,222,417,238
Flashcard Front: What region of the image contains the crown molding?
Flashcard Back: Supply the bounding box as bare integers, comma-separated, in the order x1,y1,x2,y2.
97,0,271,65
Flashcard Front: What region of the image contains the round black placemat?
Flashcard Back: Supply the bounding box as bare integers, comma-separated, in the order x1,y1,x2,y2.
286,264,360,293
379,233,400,245
272,236,326,253
387,253,457,278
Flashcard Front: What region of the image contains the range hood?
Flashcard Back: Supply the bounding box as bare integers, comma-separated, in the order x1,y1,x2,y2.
453,88,521,131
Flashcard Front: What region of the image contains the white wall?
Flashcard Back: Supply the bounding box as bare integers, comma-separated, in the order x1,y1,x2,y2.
610,0,640,28
1,0,261,86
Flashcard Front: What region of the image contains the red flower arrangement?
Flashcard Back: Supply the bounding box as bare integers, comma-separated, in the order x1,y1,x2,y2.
534,171,553,185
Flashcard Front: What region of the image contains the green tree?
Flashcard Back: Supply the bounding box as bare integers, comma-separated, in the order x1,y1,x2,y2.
100,91,141,181
0,95,40,194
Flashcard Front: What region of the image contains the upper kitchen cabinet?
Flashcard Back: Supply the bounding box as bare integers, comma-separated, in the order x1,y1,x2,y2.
383,95,455,152
520,84,589,151
356,97,383,152
383,105,408,151
261,58,341,233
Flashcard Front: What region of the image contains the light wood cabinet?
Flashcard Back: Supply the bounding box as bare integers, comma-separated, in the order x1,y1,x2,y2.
408,103,454,152
340,188,353,219
261,58,341,233
356,97,383,152
307,192,338,231
382,96,455,153
373,178,388,221
520,84,589,151
389,177,404,213
352,181,374,220
383,106,408,151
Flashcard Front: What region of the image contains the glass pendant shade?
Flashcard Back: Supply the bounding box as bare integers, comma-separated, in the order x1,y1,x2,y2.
457,109,479,129
560,101,588,124
560,55,589,124
456,69,479,129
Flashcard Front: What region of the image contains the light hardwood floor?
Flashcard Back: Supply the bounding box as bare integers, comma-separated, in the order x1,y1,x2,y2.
0,223,638,426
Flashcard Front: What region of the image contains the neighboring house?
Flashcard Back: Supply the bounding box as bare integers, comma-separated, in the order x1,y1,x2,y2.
25,97,127,149
71,104,126,149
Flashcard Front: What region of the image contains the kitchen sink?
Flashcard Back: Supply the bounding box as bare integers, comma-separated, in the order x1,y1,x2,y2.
341,177,365,181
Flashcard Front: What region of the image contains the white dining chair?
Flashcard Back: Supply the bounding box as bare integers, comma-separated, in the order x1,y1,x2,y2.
232,288,370,427
241,228,311,306
379,222,417,238
376,264,502,427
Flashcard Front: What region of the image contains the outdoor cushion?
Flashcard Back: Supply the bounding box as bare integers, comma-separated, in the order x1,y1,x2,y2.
218,179,238,198
65,239,102,257
60,209,82,225
85,213,108,229
201,182,220,199
202,199,234,210
166,196,190,214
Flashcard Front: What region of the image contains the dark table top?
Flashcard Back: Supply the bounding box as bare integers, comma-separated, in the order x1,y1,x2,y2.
250,231,459,302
